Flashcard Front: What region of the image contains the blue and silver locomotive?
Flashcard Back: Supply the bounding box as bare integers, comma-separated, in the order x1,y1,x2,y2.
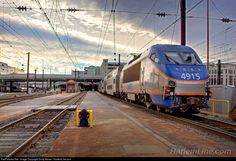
102,44,211,114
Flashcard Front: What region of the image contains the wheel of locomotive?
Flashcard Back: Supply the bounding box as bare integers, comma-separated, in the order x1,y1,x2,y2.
139,94,145,105
144,94,152,109
124,93,128,102
157,105,165,112
121,92,126,101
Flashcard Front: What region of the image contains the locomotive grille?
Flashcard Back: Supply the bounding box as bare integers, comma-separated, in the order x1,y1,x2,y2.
175,82,205,95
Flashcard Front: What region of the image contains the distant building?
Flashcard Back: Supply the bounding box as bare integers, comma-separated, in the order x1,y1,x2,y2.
70,59,126,79
209,63,236,86
84,65,99,75
99,59,126,77
0,62,24,74
71,70,80,80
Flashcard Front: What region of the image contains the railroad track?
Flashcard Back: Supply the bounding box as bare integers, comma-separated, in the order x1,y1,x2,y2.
0,93,53,108
102,93,236,141
0,92,86,157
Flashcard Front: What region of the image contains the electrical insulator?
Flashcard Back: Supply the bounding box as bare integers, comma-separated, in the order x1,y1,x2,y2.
17,6,27,11
67,8,77,12
156,12,166,17
221,18,230,23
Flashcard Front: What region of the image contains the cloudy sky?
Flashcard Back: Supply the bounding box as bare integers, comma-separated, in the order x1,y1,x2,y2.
0,0,236,74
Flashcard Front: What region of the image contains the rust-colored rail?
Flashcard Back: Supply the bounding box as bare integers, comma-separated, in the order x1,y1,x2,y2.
0,92,86,157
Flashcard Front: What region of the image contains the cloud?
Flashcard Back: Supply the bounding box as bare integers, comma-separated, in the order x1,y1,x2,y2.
1,0,235,74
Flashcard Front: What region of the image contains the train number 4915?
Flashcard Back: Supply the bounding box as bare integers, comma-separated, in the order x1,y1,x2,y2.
181,73,200,80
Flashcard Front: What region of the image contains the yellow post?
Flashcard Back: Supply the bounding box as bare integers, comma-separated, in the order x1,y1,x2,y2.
227,101,230,114
87,110,93,128
212,99,215,115
75,109,80,127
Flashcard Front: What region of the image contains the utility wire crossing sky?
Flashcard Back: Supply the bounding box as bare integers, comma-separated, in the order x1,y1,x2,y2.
0,0,236,74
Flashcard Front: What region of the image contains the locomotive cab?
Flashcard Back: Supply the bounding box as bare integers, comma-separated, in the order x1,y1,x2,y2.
150,45,210,113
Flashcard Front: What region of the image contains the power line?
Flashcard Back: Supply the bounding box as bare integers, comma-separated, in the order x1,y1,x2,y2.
56,0,73,51
3,4,236,23
56,0,75,68
137,0,204,53
34,0,77,68
9,1,49,50
98,0,118,55
192,24,236,48
96,0,108,56
121,0,159,53
113,0,118,61
0,19,39,54
98,7,113,55
210,0,226,17
171,0,179,44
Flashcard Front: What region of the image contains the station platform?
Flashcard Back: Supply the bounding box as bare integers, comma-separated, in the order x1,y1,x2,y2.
46,92,173,157
46,92,235,157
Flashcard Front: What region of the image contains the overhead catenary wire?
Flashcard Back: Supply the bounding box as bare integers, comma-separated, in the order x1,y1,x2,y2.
136,0,204,53
113,0,117,60
56,0,72,51
34,0,77,68
1,1,77,71
56,0,80,69
98,4,113,55
121,0,159,54
1,0,236,70
11,2,46,49
210,0,226,17
96,0,108,56
171,0,179,44
8,1,49,50
0,19,40,54
98,0,118,56
0,36,39,70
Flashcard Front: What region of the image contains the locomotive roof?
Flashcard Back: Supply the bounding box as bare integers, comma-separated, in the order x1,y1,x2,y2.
126,44,197,67
152,44,195,52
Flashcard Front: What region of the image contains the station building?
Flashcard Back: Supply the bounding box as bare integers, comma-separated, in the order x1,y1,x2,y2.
209,63,236,86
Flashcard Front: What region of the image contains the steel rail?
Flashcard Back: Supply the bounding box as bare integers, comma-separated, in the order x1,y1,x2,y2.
0,92,82,132
5,92,86,157
0,93,53,108
150,110,236,141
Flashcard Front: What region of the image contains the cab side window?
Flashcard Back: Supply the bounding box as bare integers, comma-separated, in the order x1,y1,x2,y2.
150,53,159,63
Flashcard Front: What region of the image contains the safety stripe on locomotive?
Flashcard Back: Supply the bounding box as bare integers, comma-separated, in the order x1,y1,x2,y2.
147,91,205,96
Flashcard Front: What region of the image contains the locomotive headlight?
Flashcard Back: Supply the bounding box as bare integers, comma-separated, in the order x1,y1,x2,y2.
168,80,176,87
170,91,174,96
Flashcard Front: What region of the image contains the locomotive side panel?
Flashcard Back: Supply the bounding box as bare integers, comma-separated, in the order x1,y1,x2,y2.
122,61,142,94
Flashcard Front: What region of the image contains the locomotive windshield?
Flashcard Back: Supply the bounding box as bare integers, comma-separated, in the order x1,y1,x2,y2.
164,52,201,65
